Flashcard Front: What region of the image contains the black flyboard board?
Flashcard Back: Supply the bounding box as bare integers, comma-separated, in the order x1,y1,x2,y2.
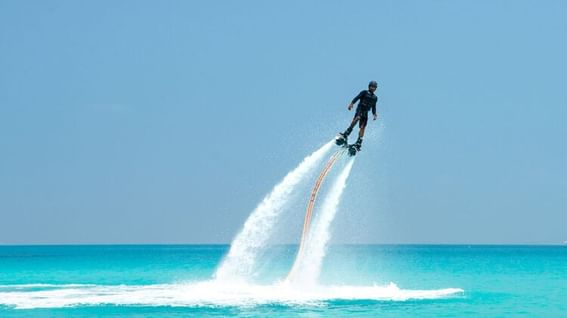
347,144,358,156
335,133,357,156
335,133,347,146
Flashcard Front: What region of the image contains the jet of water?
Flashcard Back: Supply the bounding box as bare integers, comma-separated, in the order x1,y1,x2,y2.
288,159,355,286
215,141,334,282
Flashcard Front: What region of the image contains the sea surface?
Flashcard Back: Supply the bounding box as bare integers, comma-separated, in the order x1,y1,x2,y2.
0,245,565,317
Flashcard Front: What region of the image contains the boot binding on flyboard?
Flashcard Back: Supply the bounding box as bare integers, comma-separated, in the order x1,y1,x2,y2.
335,132,348,147
347,144,357,156
347,139,362,156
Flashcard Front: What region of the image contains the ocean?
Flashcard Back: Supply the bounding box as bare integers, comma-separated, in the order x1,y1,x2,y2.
0,245,565,317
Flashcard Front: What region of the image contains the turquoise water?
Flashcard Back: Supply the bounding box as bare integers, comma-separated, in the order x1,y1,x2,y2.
0,245,565,317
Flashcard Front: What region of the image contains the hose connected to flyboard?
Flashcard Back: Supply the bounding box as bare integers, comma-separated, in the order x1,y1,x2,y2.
286,148,347,280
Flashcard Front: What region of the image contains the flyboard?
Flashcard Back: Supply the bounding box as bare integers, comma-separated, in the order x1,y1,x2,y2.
286,135,357,281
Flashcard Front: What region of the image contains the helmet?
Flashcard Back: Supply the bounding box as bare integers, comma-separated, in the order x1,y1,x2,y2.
369,80,378,88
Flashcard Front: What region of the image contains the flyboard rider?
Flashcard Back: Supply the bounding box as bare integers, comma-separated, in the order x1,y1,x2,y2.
336,80,379,153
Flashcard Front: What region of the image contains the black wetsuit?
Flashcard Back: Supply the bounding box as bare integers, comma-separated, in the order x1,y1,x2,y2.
351,90,377,127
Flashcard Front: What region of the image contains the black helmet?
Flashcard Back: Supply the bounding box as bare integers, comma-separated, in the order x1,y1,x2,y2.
369,80,378,88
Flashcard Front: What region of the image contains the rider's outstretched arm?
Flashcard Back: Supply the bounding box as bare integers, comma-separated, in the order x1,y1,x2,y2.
351,91,364,104
349,91,364,109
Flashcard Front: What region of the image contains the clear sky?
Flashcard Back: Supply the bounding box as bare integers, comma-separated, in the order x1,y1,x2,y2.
1,0,566,244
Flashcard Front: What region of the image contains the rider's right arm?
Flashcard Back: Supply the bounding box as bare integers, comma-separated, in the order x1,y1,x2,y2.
351,91,364,104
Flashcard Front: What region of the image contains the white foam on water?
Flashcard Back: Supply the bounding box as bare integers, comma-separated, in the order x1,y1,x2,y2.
215,141,334,282
288,159,355,286
0,282,464,309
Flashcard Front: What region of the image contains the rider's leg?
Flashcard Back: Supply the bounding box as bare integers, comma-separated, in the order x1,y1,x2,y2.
354,116,368,150
344,115,360,137
358,125,366,139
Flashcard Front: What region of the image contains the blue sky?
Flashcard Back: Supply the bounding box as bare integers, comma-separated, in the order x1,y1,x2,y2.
1,0,566,244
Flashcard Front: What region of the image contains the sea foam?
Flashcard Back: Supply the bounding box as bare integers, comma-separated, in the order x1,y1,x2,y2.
0,282,463,309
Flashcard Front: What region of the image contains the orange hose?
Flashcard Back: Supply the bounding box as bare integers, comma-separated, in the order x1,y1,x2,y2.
287,148,346,280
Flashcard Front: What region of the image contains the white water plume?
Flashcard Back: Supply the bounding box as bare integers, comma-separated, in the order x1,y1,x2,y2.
215,141,334,282
288,159,355,286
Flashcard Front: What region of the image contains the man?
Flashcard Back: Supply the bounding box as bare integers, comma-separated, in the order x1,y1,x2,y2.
336,80,379,152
